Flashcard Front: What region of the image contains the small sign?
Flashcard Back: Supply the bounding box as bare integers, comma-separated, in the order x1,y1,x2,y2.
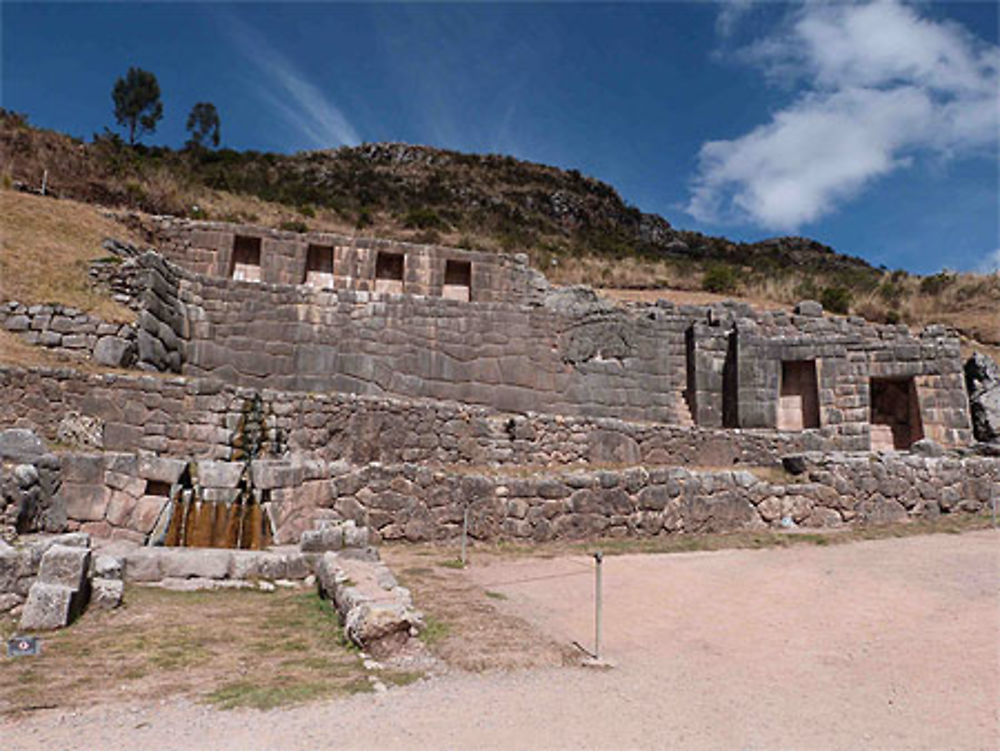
7,636,41,657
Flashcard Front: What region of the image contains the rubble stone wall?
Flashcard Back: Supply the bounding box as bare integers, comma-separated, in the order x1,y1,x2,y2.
51,451,999,544
0,301,136,367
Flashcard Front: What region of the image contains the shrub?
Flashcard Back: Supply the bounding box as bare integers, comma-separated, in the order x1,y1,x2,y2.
355,207,373,229
278,219,308,233
919,271,955,296
702,264,740,294
403,207,444,230
820,286,852,314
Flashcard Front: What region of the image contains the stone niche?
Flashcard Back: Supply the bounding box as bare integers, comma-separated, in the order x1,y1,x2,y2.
374,251,404,294
230,235,262,283
304,244,335,289
777,360,820,431
442,260,472,302
870,377,924,450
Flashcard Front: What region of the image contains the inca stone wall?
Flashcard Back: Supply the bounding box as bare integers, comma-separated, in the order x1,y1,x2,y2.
137,254,694,423
732,308,972,448
50,451,998,544
0,367,832,468
152,218,537,302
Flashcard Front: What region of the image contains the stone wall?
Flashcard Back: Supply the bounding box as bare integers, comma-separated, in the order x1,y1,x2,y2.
1,301,137,368
677,302,973,450
52,451,998,545
312,454,999,542
139,256,694,423
0,367,840,469
152,218,539,303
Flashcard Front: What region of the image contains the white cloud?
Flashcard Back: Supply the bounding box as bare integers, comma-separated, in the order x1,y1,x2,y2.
980,248,1000,274
688,0,999,230
226,17,359,149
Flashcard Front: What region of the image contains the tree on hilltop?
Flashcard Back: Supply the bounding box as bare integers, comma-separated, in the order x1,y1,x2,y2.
111,67,163,145
186,102,221,149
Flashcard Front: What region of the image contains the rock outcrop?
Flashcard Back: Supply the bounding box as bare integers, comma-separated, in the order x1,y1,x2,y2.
965,353,1000,443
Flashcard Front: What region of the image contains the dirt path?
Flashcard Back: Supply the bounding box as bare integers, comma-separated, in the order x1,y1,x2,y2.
4,530,998,750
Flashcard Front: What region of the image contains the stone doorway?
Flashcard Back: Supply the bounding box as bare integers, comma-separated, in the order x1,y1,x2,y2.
777,360,820,431
870,377,924,450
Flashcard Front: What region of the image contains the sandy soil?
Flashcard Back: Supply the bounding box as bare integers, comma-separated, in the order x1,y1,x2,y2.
3,530,997,750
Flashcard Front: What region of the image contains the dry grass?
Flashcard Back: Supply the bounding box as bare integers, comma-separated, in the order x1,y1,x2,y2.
382,547,576,672
0,190,138,322
0,586,391,714
416,511,997,563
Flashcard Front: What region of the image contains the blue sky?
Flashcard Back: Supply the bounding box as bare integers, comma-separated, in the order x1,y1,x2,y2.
2,2,998,275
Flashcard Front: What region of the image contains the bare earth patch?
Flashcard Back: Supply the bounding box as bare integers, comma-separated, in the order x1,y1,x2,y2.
3,529,995,750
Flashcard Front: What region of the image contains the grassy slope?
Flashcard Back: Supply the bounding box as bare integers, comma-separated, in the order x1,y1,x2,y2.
1,109,997,349
0,190,137,322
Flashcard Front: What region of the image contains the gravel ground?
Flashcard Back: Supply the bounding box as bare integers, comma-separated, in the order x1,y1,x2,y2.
4,530,998,750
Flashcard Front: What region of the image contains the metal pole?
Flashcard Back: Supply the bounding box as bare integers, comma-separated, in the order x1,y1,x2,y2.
41,169,47,196
594,551,603,660
460,505,469,566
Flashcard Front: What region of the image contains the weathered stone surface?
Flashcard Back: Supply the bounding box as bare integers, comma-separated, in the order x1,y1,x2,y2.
90,577,124,610
130,495,170,534
197,461,244,488
19,582,81,630
911,438,945,457
300,525,343,553
93,554,124,580
158,548,231,580
93,336,136,367
56,412,104,450
38,545,91,590
0,429,46,462
0,592,21,613
965,353,1000,443
794,300,823,317
586,430,641,464
138,455,187,484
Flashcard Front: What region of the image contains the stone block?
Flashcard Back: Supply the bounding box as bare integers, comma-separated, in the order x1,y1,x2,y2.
0,429,46,462
130,495,170,534
19,582,79,630
93,554,125,580
138,455,187,484
301,526,344,553
62,483,110,523
196,460,243,488
38,544,91,590
124,549,161,582
90,577,123,610
93,336,136,367
61,454,105,484
158,548,232,579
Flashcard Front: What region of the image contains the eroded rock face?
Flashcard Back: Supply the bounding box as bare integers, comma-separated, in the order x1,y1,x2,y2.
965,353,1000,443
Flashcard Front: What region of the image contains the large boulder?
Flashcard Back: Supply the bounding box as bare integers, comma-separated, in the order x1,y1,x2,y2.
965,353,1000,443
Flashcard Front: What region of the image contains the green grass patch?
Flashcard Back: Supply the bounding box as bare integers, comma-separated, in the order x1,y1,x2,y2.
484,590,508,601
419,615,451,647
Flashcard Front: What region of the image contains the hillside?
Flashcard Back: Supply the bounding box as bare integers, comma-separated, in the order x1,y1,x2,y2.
1,109,997,348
